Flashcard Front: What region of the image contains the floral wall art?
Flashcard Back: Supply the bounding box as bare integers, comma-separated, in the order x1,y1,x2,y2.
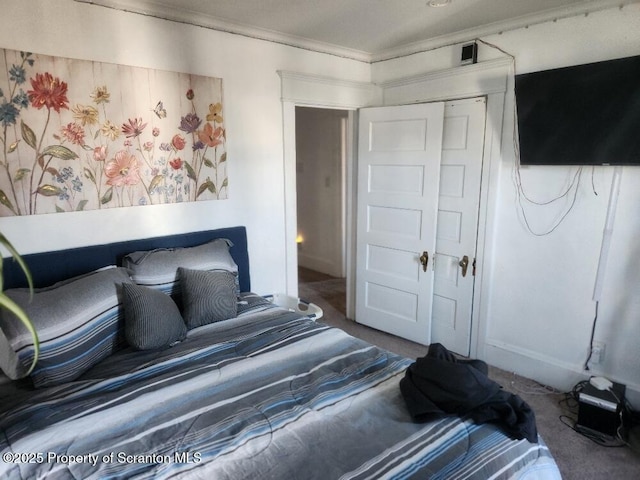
0,48,227,216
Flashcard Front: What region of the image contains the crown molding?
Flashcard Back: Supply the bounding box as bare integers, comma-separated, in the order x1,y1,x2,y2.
378,57,513,89
75,0,636,65
74,0,372,63
379,57,512,106
371,0,636,62
278,71,379,108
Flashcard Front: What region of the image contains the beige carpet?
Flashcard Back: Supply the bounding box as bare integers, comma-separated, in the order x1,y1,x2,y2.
299,270,640,480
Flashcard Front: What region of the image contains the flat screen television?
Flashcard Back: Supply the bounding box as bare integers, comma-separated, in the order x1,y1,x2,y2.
515,55,640,166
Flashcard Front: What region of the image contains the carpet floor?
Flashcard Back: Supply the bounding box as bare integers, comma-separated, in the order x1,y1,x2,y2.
298,269,640,480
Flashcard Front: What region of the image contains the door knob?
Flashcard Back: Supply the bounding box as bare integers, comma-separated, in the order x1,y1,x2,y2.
419,251,429,272
459,255,469,277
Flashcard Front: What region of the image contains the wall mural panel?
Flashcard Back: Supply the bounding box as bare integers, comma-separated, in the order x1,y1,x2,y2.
0,49,227,216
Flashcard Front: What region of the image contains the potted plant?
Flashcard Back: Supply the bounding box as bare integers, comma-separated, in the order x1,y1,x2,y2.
0,232,38,375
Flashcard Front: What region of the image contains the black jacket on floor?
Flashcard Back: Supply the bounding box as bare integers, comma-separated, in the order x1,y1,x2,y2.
399,343,538,443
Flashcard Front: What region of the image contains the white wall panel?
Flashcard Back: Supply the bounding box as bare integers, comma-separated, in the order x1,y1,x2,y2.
367,206,422,239
433,295,457,329
367,245,419,282
369,165,424,196
442,117,469,150
439,166,466,198
369,119,427,151
365,282,418,322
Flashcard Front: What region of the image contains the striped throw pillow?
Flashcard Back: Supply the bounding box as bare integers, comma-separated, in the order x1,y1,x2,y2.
122,283,187,350
0,267,132,387
179,268,238,329
123,238,240,298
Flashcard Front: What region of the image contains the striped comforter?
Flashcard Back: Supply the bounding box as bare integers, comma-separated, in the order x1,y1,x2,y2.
0,294,561,479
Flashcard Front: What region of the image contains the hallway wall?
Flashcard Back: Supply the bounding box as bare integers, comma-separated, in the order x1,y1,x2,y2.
295,107,348,277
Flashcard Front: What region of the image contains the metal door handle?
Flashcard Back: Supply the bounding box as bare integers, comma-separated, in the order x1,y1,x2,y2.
419,251,429,272
459,255,469,277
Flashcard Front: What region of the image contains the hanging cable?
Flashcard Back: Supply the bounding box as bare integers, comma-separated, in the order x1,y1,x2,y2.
515,166,583,236
583,301,599,370
477,37,590,237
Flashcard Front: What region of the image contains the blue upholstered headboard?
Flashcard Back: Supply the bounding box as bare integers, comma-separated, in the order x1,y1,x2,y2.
2,226,251,292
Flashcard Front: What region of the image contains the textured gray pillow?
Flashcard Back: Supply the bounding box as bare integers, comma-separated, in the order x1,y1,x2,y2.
122,283,187,350
0,266,131,387
122,238,239,297
179,268,238,329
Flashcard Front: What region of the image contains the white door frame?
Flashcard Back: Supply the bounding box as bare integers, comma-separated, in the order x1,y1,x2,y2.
282,103,359,318
279,58,510,357
278,71,379,319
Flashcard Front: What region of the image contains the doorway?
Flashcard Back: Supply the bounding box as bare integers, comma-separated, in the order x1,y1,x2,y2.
293,99,486,355
295,107,349,315
281,63,508,360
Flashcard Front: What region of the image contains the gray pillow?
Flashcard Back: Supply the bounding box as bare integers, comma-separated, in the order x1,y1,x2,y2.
122,283,187,350
179,267,238,329
0,267,131,387
123,238,239,296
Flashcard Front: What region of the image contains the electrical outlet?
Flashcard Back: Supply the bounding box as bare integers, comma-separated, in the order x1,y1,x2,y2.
591,341,606,364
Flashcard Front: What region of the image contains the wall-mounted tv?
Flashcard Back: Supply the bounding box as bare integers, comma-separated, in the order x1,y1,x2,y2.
515,55,640,166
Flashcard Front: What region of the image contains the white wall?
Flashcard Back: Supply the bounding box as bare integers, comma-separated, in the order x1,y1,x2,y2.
0,0,369,294
373,5,640,399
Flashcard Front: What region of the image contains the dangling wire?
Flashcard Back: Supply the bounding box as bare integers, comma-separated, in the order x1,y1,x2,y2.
583,300,599,370
515,166,583,236
477,37,589,237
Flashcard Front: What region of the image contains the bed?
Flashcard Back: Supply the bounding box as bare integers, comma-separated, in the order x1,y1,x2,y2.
0,226,562,479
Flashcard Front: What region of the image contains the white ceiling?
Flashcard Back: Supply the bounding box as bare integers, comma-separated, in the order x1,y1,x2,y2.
75,0,633,61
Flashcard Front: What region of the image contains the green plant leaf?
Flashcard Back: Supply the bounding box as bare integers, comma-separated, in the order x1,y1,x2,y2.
184,161,197,182
42,145,79,160
203,157,213,168
13,168,30,182
0,233,33,293
36,184,63,197
101,186,113,204
196,179,214,198
219,152,227,163
20,120,37,149
149,175,164,192
0,292,39,375
0,190,16,215
84,167,96,184
0,233,37,376
76,199,88,211
8,140,20,153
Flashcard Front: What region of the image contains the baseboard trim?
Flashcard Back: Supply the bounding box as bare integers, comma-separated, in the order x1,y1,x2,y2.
484,338,640,405
298,254,340,277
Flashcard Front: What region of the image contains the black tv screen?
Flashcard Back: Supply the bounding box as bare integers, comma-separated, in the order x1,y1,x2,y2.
515,55,640,166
